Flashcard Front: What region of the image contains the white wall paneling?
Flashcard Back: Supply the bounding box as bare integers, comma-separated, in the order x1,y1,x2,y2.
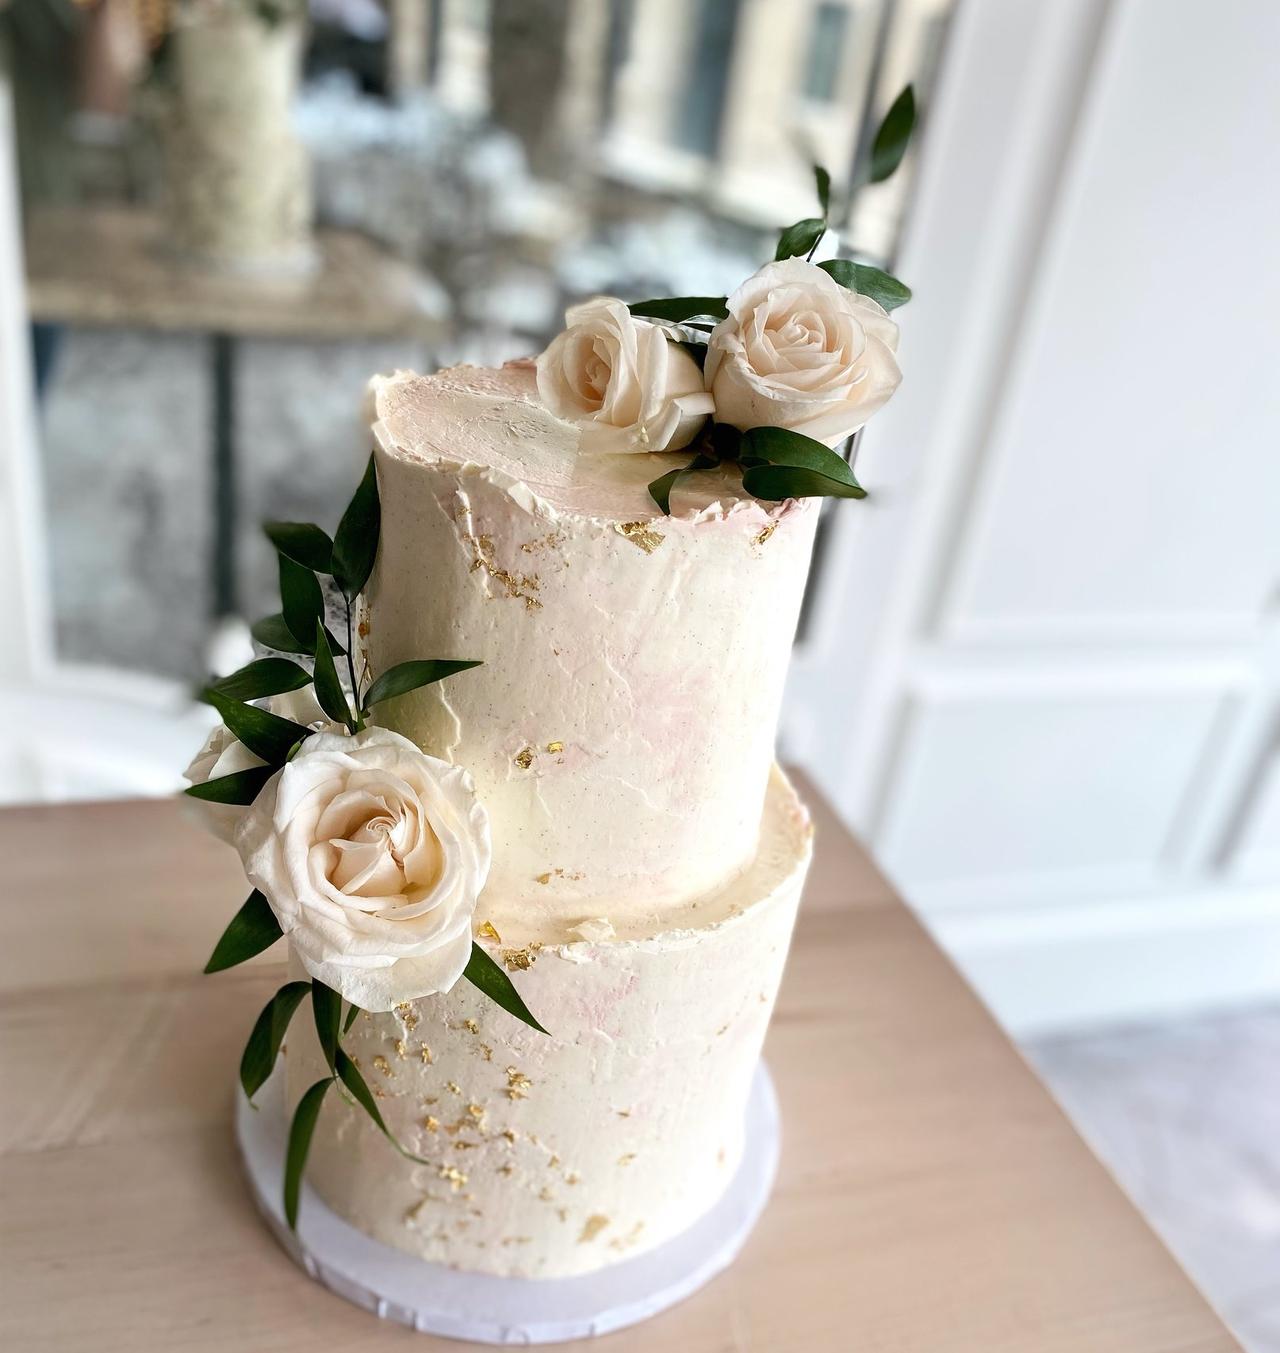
783,0,1280,1032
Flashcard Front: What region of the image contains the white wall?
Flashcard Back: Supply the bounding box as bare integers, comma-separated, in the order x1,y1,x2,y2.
785,0,1280,1034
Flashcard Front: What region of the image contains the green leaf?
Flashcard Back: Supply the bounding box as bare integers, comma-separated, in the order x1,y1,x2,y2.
741,463,867,500
627,297,728,323
647,452,720,515
264,521,334,574
869,84,916,184
739,426,867,501
204,889,283,974
817,258,912,311
814,163,831,216
334,1048,433,1164
331,454,381,599
311,980,342,1074
278,554,325,650
205,690,311,766
463,942,548,1035
184,764,275,805
202,657,312,704
251,612,312,656
240,980,311,1099
775,217,826,261
312,622,354,730
284,1078,331,1230
342,1002,362,1035
363,659,482,713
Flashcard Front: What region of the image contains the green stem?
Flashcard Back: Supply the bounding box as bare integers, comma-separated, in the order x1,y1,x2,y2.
344,599,365,730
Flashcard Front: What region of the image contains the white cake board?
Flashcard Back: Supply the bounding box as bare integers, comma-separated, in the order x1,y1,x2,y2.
235,1062,780,1345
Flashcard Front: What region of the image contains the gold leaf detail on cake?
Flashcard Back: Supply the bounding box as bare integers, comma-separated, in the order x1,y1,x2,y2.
395,1002,420,1032
502,945,540,971
423,1115,440,1133
372,1055,394,1078
565,1171,581,1186
438,1164,468,1191
394,1039,407,1059
545,740,564,754
615,521,665,554
617,1153,637,1167
463,1019,480,1035
506,1069,532,1101
514,748,535,770
548,1154,561,1169
501,1128,519,1144
538,1186,555,1203
468,533,543,611
479,1043,494,1062
578,1214,610,1243
534,872,552,886
420,1045,434,1065
753,522,778,548
476,920,502,943
447,1081,461,1095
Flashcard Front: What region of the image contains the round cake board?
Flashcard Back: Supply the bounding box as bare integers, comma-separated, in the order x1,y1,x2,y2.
235,1062,780,1346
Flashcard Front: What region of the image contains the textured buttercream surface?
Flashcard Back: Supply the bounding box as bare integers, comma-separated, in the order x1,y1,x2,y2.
288,766,813,1279
364,363,820,925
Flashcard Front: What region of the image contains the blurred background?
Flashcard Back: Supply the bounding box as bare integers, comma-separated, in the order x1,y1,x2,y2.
1,0,1278,1345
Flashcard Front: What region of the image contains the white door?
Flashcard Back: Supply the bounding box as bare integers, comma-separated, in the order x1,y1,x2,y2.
784,0,1280,1033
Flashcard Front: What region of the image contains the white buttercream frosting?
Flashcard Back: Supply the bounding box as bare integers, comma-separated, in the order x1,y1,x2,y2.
287,766,813,1278
364,362,820,925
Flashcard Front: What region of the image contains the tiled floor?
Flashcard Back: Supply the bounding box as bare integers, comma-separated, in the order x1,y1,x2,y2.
1028,1007,1280,1352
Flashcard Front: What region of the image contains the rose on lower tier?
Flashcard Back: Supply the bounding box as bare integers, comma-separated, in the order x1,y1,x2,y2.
536,296,714,454
234,727,491,1010
705,258,902,446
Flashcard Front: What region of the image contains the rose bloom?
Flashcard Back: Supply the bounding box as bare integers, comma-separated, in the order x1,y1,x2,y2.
183,688,333,844
234,727,491,1010
536,297,714,454
705,258,902,446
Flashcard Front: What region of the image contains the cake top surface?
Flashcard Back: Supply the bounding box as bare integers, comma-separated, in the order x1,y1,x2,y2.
368,362,779,525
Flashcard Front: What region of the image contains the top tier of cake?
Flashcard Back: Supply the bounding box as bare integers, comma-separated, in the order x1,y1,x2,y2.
364,363,819,935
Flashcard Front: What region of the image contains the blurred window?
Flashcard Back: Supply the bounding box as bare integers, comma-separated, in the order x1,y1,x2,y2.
802,2,850,104
675,0,741,156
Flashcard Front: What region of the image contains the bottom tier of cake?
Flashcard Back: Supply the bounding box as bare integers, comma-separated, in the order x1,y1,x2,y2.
285,766,813,1280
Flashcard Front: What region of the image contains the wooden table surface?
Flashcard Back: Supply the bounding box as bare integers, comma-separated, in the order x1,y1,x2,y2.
24,203,444,341
0,782,1240,1352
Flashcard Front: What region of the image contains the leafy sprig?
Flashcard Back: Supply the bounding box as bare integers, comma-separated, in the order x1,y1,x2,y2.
194,456,549,1221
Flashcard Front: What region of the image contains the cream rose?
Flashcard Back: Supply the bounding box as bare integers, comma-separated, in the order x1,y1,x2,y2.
536,296,714,454
183,688,331,844
704,258,902,446
234,727,490,1010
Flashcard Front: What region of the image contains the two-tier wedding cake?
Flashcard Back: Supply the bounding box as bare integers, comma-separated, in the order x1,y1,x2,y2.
181,114,915,1335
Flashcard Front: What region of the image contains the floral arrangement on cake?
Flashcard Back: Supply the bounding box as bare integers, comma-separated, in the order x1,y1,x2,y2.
187,461,545,1227
184,84,918,1232
537,86,917,511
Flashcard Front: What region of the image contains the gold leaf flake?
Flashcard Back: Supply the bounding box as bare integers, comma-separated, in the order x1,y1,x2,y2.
438,1164,468,1191
565,1171,581,1186
514,747,534,770
578,1214,610,1243
615,521,665,554
463,1019,480,1035
535,872,552,886
394,1039,407,1059
395,1002,420,1032
506,1068,532,1094
477,920,502,943
539,1187,555,1203
420,1045,434,1065
498,1163,514,1176
617,1153,636,1167
545,740,564,754
502,947,536,971
548,1154,561,1169
424,1115,440,1133
447,1081,461,1095
753,522,778,548
466,1103,486,1123
501,1128,519,1144
373,1055,394,1078
479,1043,494,1062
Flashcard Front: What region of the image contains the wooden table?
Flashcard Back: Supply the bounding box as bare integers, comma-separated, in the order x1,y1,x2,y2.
24,203,446,620
0,784,1240,1352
